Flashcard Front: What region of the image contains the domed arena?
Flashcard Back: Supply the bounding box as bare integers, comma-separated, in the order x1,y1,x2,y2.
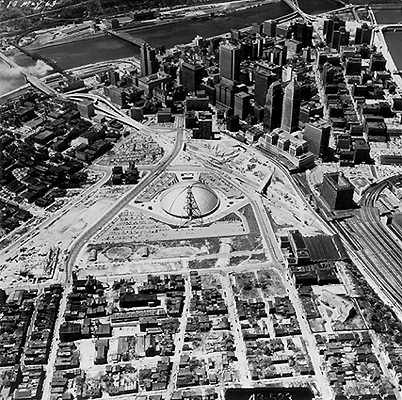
160,180,220,219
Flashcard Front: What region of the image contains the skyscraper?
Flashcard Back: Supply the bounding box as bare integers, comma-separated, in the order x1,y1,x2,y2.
323,16,345,45
219,43,242,82
321,172,354,210
303,120,331,158
292,21,313,47
234,92,251,120
355,23,372,45
331,27,349,50
264,81,283,131
254,69,275,107
281,78,301,133
180,62,205,92
140,42,158,77
262,19,277,37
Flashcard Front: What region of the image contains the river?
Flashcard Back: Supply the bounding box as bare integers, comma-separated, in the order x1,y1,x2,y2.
1,1,291,96
384,30,402,70
4,0,333,96
19,1,291,70
297,0,339,15
374,8,402,24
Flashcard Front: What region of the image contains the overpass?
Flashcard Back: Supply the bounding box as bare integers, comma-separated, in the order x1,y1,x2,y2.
104,28,146,47
0,51,61,97
65,92,148,131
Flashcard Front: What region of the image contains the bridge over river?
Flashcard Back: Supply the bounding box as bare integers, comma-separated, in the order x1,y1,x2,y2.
104,29,146,47
0,51,60,96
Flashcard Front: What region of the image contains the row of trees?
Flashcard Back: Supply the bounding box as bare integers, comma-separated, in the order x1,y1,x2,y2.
348,263,402,343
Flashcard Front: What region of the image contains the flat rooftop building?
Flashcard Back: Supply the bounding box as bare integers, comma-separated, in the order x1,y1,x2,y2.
321,172,355,210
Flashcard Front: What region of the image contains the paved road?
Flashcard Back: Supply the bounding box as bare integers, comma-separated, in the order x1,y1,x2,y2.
65,116,184,283
42,114,183,400
0,51,60,96
166,277,191,398
66,92,147,131
0,168,111,263
220,273,252,385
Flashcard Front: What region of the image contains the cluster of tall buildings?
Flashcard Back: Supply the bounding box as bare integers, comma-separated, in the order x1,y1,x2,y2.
100,12,382,171
140,42,159,77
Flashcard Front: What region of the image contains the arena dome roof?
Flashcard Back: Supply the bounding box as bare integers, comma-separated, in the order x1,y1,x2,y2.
160,180,220,219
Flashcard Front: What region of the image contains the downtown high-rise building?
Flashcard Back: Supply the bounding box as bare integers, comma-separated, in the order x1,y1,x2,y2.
303,120,331,158
355,23,372,45
180,62,205,92
264,80,283,131
219,43,242,82
140,42,158,77
254,69,276,107
281,78,301,133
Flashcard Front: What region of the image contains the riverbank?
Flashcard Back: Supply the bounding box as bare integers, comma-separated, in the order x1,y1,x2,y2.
1,0,292,96
23,1,291,70
24,0,284,51
373,6,402,25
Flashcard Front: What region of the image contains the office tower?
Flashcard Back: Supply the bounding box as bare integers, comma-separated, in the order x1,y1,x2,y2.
255,61,282,80
331,27,349,50
345,56,362,75
108,86,127,107
180,62,205,92
254,69,276,107
321,172,354,210
77,99,95,119
140,42,158,77
234,92,251,120
131,107,144,121
219,43,242,82
263,19,277,37
227,114,240,132
267,45,287,67
355,23,372,45
108,69,120,86
353,139,371,164
251,37,264,60
285,39,303,57
369,53,387,73
264,81,283,131
281,79,301,133
215,81,244,109
252,22,262,35
292,21,313,47
193,112,213,139
323,16,345,45
303,120,331,158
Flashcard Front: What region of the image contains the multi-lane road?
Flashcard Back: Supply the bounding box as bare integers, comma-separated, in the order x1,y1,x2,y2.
65,116,184,282
0,50,60,96
42,112,184,400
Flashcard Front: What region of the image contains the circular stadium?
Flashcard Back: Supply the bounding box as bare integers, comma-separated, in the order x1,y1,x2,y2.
160,180,220,219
